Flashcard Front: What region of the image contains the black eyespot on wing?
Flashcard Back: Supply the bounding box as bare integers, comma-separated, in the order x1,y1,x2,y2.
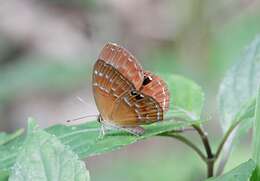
142,76,152,86
131,90,138,96
135,94,144,100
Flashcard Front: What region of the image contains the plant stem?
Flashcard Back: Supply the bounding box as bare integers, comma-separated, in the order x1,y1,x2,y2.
163,121,240,178
215,120,240,160
215,120,242,176
161,133,207,163
192,124,215,178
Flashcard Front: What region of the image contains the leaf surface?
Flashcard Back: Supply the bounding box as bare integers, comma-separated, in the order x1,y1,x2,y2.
8,119,90,181
162,74,204,121
206,160,255,181
0,129,24,146
217,36,260,173
251,86,260,181
218,36,260,131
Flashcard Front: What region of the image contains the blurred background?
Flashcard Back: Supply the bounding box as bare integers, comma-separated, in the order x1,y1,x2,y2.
0,0,260,180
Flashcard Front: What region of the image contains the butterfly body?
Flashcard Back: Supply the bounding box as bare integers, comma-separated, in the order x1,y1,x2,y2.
92,43,170,135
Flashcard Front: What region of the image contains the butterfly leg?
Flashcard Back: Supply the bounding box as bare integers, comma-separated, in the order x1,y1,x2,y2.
98,115,107,139
98,124,106,139
99,119,144,136
121,126,145,136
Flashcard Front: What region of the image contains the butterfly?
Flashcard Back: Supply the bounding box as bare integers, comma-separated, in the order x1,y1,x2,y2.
92,43,170,136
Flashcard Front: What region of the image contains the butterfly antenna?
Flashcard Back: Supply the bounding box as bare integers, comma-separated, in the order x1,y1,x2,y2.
77,96,88,106
65,96,100,123
66,114,99,123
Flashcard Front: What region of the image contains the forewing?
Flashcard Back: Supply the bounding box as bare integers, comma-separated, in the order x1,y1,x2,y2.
92,59,135,121
140,71,170,112
111,90,163,126
98,43,144,90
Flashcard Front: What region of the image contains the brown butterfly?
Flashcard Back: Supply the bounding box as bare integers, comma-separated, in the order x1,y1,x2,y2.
92,43,170,136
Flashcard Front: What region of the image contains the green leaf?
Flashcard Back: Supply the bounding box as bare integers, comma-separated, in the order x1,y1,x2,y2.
49,120,197,158
8,118,90,181
231,99,256,146
206,159,256,181
217,36,260,174
251,86,260,181
0,170,9,181
218,35,260,132
162,74,205,121
0,74,204,172
0,118,199,172
0,129,24,146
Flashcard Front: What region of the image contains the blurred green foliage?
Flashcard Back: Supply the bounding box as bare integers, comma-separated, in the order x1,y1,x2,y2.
90,141,251,181
210,13,260,79
0,56,90,103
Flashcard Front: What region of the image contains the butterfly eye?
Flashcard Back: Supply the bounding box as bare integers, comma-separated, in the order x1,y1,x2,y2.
131,90,138,96
142,76,152,86
135,94,144,100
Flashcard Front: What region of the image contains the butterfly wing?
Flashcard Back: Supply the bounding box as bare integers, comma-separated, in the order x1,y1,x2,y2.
140,71,170,112
93,59,163,126
98,43,144,90
92,59,135,122
111,90,163,126
93,44,169,128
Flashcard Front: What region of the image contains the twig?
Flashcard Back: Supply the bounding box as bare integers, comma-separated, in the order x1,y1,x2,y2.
192,124,215,178
215,120,241,175
160,133,207,163
215,120,240,160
